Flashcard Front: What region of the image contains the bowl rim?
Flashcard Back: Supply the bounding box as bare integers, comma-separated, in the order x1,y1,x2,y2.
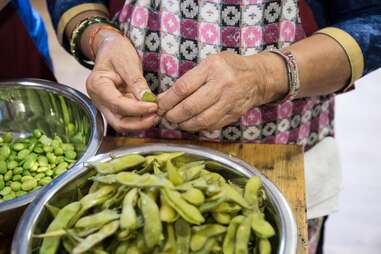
12,143,297,254
0,78,104,212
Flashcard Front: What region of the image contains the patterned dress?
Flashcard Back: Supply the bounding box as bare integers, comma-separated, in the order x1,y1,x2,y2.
115,0,335,153
115,1,332,253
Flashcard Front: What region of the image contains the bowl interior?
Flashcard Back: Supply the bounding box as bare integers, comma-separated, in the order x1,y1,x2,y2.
28,151,281,253
0,85,90,153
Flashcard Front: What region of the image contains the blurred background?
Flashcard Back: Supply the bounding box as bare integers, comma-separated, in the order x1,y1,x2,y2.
27,1,381,253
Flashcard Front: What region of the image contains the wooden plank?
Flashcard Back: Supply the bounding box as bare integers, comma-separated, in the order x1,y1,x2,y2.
100,137,308,254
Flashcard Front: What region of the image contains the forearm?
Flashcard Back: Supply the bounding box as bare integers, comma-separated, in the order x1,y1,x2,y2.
253,32,353,102
64,10,113,61
288,33,352,98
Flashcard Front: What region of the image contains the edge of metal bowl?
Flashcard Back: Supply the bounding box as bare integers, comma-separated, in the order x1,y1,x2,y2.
13,143,297,254
0,78,105,212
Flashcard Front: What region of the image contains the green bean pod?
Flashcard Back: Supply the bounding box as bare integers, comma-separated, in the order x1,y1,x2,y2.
145,152,184,166
140,191,163,249
212,212,231,224
120,188,138,229
75,209,120,228
190,224,226,251
72,220,119,254
235,214,253,254
182,188,205,206
190,238,217,254
221,184,250,208
161,187,204,225
223,215,244,254
160,197,178,223
161,223,176,253
115,241,129,254
91,154,146,174
258,238,272,254
165,160,184,186
175,219,191,254
39,201,81,254
70,186,116,226
251,213,275,239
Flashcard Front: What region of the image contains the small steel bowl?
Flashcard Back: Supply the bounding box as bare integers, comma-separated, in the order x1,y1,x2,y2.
13,144,297,254
0,79,104,234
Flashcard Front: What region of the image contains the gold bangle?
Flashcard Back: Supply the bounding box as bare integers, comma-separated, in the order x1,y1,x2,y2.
316,27,364,91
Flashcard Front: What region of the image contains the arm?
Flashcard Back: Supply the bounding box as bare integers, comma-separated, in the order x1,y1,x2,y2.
156,34,351,131
158,2,381,131
323,0,381,75
47,0,159,132
47,0,109,50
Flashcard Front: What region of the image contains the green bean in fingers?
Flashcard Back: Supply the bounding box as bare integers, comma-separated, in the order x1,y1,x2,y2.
36,152,277,253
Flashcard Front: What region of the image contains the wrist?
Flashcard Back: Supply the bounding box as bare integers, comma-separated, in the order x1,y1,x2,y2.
247,52,289,105
80,23,122,61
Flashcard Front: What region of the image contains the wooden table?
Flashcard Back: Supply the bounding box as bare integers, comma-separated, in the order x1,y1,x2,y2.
0,137,308,254
101,137,309,254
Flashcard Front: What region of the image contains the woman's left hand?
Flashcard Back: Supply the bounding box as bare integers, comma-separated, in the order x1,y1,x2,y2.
157,51,287,131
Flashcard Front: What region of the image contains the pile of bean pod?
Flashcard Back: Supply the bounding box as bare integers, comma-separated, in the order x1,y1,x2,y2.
0,130,78,202
37,152,275,254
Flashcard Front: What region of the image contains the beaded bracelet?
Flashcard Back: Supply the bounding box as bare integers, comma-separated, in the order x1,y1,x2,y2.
70,16,120,69
267,49,300,104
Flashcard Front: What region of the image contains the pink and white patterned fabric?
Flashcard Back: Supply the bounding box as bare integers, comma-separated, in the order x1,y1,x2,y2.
116,1,332,251
116,0,335,150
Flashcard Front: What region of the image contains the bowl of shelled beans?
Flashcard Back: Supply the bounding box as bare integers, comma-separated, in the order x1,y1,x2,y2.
0,79,104,234
13,144,297,254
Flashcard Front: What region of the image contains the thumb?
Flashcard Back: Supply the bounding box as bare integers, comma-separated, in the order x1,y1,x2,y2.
112,42,153,101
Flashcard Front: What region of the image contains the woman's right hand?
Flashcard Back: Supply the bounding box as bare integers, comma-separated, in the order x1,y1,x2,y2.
82,25,159,133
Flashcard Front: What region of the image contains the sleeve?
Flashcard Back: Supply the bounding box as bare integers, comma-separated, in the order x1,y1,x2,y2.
12,0,53,68
317,0,381,79
47,0,109,45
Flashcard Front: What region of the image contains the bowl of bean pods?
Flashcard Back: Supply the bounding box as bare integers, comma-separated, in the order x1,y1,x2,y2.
0,79,104,234
13,144,297,254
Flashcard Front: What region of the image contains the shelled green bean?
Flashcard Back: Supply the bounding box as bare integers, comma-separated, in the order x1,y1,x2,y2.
36,152,276,254
0,130,78,202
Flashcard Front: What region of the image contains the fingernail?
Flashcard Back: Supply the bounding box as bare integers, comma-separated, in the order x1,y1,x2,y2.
149,106,157,113
154,116,161,125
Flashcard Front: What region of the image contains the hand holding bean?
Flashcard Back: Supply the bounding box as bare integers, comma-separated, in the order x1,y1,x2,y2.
158,51,287,131
86,30,159,133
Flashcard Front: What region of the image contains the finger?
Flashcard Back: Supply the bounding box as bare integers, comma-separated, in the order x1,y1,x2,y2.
157,64,208,115
178,103,224,132
101,106,160,133
111,45,153,100
165,81,220,123
87,71,157,116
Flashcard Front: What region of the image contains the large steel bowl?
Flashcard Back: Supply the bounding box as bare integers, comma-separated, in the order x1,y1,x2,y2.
13,144,297,254
0,79,104,234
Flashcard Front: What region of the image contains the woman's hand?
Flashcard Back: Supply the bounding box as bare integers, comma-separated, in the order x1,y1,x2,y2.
83,25,159,133
157,51,288,132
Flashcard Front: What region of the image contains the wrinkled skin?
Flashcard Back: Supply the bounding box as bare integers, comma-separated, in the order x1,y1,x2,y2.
158,51,282,132
86,30,285,133
86,32,159,133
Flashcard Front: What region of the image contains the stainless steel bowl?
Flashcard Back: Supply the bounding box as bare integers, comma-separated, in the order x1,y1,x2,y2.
13,144,297,254
0,79,104,234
